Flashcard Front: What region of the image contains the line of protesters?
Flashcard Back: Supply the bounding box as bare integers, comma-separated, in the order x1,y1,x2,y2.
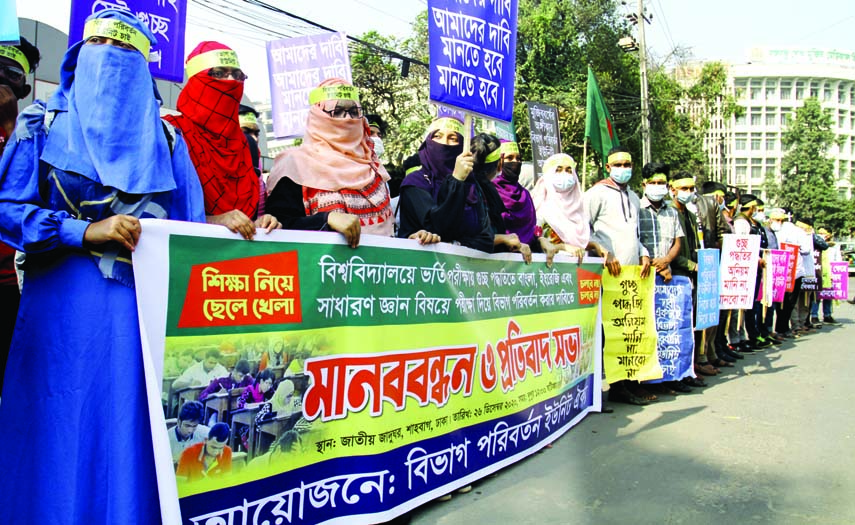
0,12,847,522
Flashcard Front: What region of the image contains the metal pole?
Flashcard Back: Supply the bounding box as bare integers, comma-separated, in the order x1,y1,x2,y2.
582,139,588,189
637,0,651,165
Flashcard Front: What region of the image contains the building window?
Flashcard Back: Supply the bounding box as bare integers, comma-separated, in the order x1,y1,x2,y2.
735,166,747,183
839,86,848,104
780,80,792,100
734,80,747,99
751,109,762,125
795,81,805,100
766,112,776,126
751,137,762,150
751,166,762,179
750,80,762,100
766,135,777,150
735,133,747,150
810,81,819,98
735,112,747,126
781,109,793,126
766,80,777,99
824,85,832,101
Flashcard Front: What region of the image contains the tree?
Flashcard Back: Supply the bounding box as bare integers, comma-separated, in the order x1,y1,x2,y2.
769,97,850,231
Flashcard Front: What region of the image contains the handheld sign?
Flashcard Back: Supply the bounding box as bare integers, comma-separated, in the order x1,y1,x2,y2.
527,102,561,180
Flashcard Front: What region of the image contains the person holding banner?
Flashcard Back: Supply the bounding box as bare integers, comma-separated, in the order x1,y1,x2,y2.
238,104,266,215
638,162,683,283
165,42,279,240
668,172,725,377
267,79,437,248
769,208,808,338
532,153,612,263
733,194,775,349
0,9,207,523
0,35,40,393
397,117,494,252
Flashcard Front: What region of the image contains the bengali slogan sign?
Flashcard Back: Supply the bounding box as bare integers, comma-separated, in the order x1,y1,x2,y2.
718,234,760,310
779,242,799,292
762,249,790,306
819,261,849,300
601,266,661,383
695,248,720,329
69,0,188,82
527,102,561,180
801,249,821,292
133,220,603,525
0,0,19,44
647,275,694,383
427,0,518,121
266,32,352,138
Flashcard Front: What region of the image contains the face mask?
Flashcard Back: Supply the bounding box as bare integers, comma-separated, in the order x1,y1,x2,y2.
610,167,632,184
753,212,766,223
676,190,696,205
501,161,522,182
370,136,385,158
550,172,576,193
644,184,669,202
718,203,727,212
770,221,782,232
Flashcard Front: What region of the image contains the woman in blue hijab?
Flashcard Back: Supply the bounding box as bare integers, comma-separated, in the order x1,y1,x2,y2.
0,10,205,524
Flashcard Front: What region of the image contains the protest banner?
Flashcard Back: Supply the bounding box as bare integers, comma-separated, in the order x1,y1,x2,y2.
69,0,188,82
1,0,19,44
695,248,720,329
764,249,789,305
601,266,661,383
646,275,694,383
819,261,849,300
527,102,561,180
719,234,760,310
427,0,518,122
266,32,352,138
134,220,603,524
779,242,799,292
494,120,516,141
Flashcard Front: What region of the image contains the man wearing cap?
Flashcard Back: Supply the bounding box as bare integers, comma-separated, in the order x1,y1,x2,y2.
811,227,839,324
584,146,652,405
166,42,279,240
793,217,820,331
0,36,40,393
768,209,807,337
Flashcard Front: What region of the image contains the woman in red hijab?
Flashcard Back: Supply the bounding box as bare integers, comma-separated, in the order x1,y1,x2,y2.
165,41,279,239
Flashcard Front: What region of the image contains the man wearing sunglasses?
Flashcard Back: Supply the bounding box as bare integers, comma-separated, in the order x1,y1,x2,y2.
0,36,40,395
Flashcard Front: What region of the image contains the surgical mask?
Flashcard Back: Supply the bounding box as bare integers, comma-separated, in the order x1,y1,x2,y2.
676,190,696,205
550,172,577,193
610,167,632,184
718,203,727,212
644,184,669,202
501,161,522,183
753,212,766,223
770,221,782,232
370,136,385,158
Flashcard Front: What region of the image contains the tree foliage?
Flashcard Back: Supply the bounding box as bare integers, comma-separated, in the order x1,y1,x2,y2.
767,97,853,232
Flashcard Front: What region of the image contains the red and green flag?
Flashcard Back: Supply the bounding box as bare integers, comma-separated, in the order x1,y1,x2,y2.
585,66,619,162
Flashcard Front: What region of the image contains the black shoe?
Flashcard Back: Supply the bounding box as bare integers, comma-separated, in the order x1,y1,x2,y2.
754,337,773,349
823,316,839,325
767,335,784,345
682,376,707,388
810,317,822,327
737,341,755,353
667,380,693,393
724,348,745,360
720,353,737,362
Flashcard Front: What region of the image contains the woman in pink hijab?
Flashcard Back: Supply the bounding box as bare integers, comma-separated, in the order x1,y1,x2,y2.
532,154,612,263
266,78,438,247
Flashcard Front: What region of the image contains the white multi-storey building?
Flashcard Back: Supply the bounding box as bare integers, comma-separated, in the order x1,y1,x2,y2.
678,48,855,200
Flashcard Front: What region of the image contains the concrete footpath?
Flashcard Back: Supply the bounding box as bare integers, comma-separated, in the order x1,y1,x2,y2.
405,300,855,525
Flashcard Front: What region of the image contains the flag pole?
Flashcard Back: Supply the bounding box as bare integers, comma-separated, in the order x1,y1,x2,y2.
582,138,588,189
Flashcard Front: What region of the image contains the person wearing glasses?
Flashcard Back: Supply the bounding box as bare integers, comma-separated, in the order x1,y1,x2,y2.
165,41,279,240
266,78,439,248
0,36,40,396
0,10,206,523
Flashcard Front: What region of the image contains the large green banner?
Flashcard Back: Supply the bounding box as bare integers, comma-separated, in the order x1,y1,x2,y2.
134,220,603,525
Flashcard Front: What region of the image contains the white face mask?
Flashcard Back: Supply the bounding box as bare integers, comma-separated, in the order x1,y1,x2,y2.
675,189,696,205
550,172,577,193
753,212,766,223
770,221,782,232
610,167,632,184
644,184,669,202
370,136,385,158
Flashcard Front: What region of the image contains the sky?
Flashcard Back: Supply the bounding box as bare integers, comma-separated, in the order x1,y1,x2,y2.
13,0,855,103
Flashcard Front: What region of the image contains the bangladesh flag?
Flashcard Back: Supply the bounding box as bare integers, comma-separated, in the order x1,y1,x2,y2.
585,67,619,163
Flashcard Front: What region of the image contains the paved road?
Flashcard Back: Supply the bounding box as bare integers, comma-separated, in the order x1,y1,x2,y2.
405,298,855,525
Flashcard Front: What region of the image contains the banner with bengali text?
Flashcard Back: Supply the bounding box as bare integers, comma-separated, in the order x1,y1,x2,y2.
133,220,603,525
695,249,720,329
527,102,561,180
601,266,661,383
266,32,352,139
69,0,188,82
646,275,694,383
719,234,760,310
427,0,517,121
818,261,849,300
